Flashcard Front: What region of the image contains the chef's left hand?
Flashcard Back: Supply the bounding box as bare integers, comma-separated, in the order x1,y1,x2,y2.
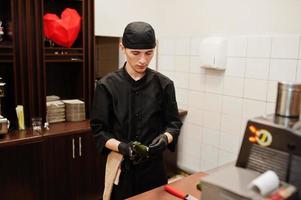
148,134,168,154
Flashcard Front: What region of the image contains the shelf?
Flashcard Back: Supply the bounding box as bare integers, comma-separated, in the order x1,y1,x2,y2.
44,47,83,51
0,45,13,49
45,59,83,63
44,47,83,62
0,60,13,63
45,53,83,56
0,54,13,63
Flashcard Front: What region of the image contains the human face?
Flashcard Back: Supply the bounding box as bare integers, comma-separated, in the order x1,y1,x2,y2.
122,45,155,76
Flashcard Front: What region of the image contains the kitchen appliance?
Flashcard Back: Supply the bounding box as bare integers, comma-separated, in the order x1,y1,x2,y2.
235,82,301,199
275,82,301,118
201,165,297,200
0,77,9,136
236,114,301,200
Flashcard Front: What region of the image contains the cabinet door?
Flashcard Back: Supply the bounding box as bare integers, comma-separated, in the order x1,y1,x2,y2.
76,132,105,200
0,142,43,200
43,135,77,200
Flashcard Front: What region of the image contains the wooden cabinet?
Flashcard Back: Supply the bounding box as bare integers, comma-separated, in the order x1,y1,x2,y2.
43,132,103,200
0,142,44,200
0,0,94,128
0,121,105,200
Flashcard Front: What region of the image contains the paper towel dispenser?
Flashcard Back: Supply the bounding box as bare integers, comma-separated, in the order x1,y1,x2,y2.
199,37,227,70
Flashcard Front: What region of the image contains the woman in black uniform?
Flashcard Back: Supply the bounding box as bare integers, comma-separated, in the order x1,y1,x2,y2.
90,21,182,200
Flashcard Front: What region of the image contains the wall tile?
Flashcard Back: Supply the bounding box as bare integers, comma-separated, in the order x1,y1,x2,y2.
200,158,218,172
267,81,278,102
175,56,190,72
177,123,202,173
204,93,223,112
202,127,220,147
188,91,204,109
241,118,249,135
176,121,187,147
245,58,270,79
222,96,243,116
219,132,240,153
189,73,205,92
178,123,202,150
223,76,244,97
271,35,300,59
158,38,175,55
221,114,242,134
205,74,224,94
178,103,188,110
243,99,266,119
299,36,301,59
190,37,202,56
175,88,188,106
178,152,201,173
227,36,247,57
218,150,237,166
266,102,276,115
246,36,272,58
186,107,204,126
244,78,268,101
269,59,297,82
158,35,301,172
200,144,219,163
174,72,189,89
190,56,205,74
203,111,221,130
175,38,190,55
158,55,175,71
296,60,301,81
225,57,246,77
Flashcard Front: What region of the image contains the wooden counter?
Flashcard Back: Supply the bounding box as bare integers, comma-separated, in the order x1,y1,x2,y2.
0,109,186,148
128,172,206,200
0,120,91,148
178,108,188,118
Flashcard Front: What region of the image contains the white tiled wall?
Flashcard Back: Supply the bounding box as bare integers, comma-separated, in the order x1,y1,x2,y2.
157,34,301,173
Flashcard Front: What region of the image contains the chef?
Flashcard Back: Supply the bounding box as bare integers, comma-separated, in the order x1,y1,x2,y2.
90,21,182,200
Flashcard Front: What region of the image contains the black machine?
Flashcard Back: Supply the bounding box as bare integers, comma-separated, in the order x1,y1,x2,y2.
236,114,301,199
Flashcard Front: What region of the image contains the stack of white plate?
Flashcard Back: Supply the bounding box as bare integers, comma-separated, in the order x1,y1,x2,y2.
46,100,66,123
62,99,85,121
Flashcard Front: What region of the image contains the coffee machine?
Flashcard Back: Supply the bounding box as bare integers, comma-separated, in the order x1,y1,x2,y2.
0,77,9,136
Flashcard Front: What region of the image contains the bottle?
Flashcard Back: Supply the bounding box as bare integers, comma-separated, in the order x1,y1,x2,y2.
0,20,4,42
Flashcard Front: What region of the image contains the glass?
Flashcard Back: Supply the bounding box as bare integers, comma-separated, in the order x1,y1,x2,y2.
32,117,42,132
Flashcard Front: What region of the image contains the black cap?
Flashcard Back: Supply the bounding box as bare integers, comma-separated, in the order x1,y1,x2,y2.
122,22,156,49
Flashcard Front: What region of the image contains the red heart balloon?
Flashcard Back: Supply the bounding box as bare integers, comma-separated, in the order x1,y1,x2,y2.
43,8,81,48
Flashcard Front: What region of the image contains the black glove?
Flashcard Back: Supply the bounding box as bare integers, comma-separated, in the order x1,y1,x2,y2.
118,142,133,157
118,141,149,161
148,134,168,155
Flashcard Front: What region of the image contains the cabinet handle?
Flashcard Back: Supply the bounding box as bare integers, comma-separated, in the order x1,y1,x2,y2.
72,138,75,159
79,137,82,157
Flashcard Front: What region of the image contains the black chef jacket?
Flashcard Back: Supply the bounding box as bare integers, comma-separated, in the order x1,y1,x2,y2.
90,64,182,199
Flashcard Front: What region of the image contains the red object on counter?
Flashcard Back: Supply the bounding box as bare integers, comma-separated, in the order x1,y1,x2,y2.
164,185,199,200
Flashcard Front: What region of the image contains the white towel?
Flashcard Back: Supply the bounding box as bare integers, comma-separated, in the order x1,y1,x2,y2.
103,151,123,200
